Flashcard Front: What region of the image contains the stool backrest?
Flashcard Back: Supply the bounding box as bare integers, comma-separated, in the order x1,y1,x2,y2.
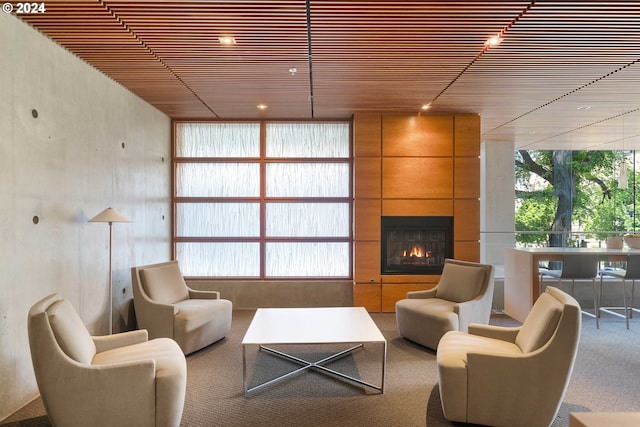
623,254,640,279
559,254,599,279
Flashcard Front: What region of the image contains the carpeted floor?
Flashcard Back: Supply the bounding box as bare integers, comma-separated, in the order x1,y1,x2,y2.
3,310,640,426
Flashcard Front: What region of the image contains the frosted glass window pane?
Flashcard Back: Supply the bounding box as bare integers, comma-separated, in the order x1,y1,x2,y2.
266,122,350,158
266,203,350,237
176,242,260,277
176,163,260,197
175,122,260,157
176,203,259,237
266,242,350,277
266,163,350,197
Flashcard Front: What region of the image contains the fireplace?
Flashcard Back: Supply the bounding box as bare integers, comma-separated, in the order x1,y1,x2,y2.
381,216,453,275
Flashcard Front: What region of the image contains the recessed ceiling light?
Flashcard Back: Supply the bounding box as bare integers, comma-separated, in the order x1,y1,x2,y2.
289,68,297,75
257,104,267,110
218,36,236,45
577,105,591,110
485,35,502,47
421,104,431,111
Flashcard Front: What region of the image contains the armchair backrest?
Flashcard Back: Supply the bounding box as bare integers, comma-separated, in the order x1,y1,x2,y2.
137,260,190,304
516,286,580,353
435,259,493,303
28,293,96,364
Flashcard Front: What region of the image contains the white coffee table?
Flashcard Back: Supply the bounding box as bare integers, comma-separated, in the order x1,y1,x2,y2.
242,307,387,396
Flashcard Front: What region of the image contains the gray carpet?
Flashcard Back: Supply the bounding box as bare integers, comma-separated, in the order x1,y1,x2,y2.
3,310,640,426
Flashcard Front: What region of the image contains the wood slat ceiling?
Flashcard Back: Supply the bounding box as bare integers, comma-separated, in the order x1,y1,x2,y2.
15,1,640,150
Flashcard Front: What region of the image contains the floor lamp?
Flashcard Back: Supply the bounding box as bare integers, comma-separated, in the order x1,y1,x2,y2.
89,207,131,334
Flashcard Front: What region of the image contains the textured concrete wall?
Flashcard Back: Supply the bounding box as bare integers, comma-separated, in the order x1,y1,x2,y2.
0,13,171,420
187,280,354,309
480,140,516,267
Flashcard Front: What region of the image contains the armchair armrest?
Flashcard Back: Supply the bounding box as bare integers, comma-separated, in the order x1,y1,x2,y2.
464,346,570,422
93,329,148,353
71,359,157,423
407,288,437,299
454,290,494,332
188,288,220,299
468,323,520,343
132,294,177,340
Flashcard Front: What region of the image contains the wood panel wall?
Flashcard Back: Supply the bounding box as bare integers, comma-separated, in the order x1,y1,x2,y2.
353,113,481,312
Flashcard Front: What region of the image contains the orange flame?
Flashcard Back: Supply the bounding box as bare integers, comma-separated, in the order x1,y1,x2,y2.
403,244,430,258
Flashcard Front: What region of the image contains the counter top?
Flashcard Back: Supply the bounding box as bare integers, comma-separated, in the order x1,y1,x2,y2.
511,247,637,254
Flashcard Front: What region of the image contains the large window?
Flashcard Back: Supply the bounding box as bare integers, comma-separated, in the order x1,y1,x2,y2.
173,121,352,279
515,149,638,247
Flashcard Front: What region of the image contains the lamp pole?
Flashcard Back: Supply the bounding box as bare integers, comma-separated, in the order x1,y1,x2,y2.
89,207,131,334
107,220,114,334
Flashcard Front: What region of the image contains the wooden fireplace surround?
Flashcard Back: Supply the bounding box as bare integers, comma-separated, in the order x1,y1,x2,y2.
353,113,480,312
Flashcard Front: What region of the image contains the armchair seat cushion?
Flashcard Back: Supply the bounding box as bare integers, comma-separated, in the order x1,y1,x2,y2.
93,337,185,377
399,298,456,313
396,298,458,350
174,298,231,320
173,298,233,354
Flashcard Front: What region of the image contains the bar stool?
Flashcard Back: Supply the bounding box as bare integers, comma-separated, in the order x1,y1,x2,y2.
598,253,640,329
539,254,600,327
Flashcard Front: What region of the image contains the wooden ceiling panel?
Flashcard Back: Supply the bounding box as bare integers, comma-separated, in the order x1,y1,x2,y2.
432,1,640,148
308,1,531,117
14,1,640,147
491,64,640,151
19,1,217,118
103,1,311,117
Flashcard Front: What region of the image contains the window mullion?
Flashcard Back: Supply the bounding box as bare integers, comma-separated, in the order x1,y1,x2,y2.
260,121,267,279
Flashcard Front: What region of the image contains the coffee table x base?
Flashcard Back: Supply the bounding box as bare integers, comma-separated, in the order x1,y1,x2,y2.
242,307,387,396
247,343,382,395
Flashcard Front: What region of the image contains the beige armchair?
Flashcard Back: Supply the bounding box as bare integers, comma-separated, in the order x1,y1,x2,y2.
132,260,232,355
28,293,186,427
395,258,494,350
437,286,581,427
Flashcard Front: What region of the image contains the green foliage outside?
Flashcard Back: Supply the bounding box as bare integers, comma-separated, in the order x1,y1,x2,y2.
515,150,638,247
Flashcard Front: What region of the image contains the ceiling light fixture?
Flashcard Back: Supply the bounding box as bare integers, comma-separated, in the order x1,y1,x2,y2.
289,68,297,75
257,104,267,110
576,105,592,110
485,35,503,47
218,36,236,45
421,104,431,111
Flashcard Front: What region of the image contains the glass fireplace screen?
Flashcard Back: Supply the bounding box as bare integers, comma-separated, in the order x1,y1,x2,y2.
381,216,453,275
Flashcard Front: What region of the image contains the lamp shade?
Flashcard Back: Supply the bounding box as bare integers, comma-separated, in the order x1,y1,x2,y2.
89,207,131,223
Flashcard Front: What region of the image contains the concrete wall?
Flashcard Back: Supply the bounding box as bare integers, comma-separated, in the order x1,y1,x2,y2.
480,140,515,267
481,140,516,311
188,280,353,309
0,14,172,420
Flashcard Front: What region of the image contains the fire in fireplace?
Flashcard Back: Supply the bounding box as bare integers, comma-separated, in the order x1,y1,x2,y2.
381,216,453,275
